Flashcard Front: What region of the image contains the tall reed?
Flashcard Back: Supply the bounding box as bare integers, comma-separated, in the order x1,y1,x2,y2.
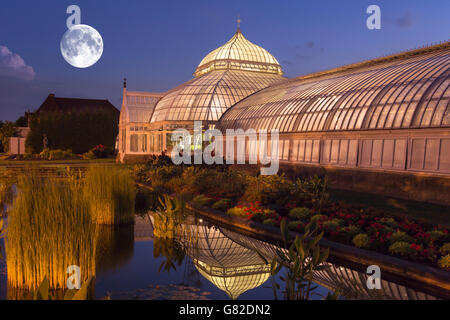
0,169,15,214
83,165,136,225
5,174,97,292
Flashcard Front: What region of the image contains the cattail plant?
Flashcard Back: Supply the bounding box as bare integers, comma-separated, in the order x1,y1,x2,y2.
83,165,136,225
5,174,97,294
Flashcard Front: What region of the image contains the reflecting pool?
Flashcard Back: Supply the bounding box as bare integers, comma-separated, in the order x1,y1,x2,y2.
0,213,441,300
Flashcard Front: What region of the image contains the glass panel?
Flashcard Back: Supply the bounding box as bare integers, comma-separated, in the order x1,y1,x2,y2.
312,140,320,163
330,140,339,163
130,134,138,152
278,140,283,161
360,140,372,166
371,140,383,167
283,140,290,160
292,140,299,161
410,139,425,169
339,140,348,165
305,140,312,162
439,139,450,172
348,140,358,165
322,140,331,163
382,139,394,168
393,139,406,168
298,140,305,161
424,139,440,170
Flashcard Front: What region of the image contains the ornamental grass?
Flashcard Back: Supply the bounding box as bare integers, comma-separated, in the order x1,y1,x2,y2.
5,174,97,292
83,165,136,225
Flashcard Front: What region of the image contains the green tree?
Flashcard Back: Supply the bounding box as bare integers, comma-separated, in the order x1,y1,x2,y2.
0,121,17,153
15,115,28,127
26,111,118,154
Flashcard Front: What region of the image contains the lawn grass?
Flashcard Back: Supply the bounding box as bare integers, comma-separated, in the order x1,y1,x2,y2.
0,158,116,167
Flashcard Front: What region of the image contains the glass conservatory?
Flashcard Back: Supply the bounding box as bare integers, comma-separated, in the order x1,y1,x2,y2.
117,26,285,161
147,28,285,154
217,43,450,176
117,81,165,162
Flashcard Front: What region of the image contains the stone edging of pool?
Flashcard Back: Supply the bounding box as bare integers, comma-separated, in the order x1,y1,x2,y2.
136,183,450,299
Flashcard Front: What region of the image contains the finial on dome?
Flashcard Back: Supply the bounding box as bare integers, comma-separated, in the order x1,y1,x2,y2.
123,77,127,88
237,15,241,32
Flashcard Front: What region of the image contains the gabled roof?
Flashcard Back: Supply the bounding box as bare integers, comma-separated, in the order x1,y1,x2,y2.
36,94,119,115
120,91,165,123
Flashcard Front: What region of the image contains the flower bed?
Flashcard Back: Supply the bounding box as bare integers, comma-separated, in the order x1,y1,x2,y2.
223,201,449,270
132,155,450,271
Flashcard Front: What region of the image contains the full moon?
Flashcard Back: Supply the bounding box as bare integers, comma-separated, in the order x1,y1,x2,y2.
60,24,103,68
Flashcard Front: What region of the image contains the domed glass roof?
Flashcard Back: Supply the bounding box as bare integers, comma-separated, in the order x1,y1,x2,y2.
149,27,285,124
194,29,283,77
150,69,283,123
217,44,450,133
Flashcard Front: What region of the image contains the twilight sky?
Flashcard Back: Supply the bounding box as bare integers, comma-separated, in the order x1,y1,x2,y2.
0,0,449,121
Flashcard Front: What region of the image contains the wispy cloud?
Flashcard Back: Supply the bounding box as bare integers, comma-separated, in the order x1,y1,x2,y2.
0,46,35,81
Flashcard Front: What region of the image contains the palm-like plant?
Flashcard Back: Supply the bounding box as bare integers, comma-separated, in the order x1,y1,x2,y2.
152,195,187,272
32,276,94,300
153,194,185,239
295,175,329,214
262,219,332,300
153,237,185,273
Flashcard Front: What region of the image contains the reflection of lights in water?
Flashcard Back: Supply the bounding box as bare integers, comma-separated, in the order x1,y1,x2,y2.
147,213,440,300
195,259,270,300
220,228,439,300
178,224,271,300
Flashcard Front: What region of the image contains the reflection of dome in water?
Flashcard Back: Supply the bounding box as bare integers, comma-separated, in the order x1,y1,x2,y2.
220,228,439,300
194,260,270,300
180,224,270,299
